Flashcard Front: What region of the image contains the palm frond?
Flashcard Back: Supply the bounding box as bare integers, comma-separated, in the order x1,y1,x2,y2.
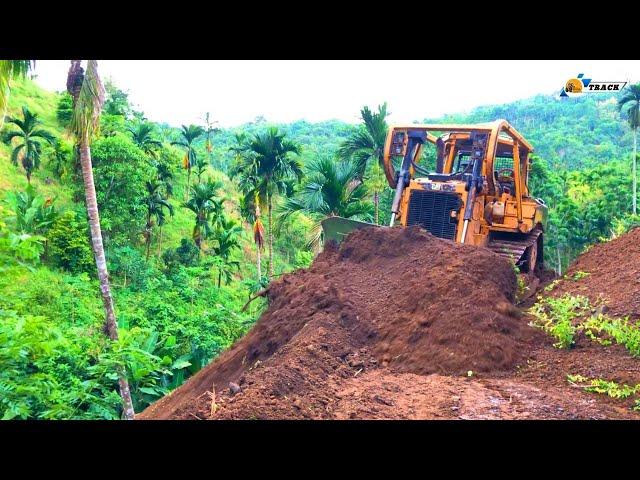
0,60,33,129
10,143,25,165
69,60,105,140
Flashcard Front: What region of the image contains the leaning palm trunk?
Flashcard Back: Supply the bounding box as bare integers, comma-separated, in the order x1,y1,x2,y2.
79,138,135,420
68,60,135,420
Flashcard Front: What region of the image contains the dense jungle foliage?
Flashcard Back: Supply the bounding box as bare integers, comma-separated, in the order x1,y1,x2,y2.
1,74,638,419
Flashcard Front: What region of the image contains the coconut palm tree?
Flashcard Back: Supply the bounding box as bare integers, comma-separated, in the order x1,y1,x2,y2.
279,156,373,249
171,124,204,198
66,60,135,420
143,180,174,259
337,102,389,178
618,83,640,215
230,127,302,279
128,122,162,158
2,106,56,184
183,179,224,250
0,60,33,129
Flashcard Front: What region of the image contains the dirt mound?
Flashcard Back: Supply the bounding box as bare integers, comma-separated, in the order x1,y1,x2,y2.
550,227,640,319
140,226,540,420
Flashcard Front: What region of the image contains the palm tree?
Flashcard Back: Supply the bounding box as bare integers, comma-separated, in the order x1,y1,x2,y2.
230,133,265,280
194,156,209,184
183,179,224,250
171,124,204,199
66,60,135,420
0,60,33,129
2,106,56,184
618,83,640,215
211,216,242,287
128,122,162,158
155,162,174,199
279,156,373,249
337,103,389,179
203,112,220,168
230,127,302,279
143,180,174,260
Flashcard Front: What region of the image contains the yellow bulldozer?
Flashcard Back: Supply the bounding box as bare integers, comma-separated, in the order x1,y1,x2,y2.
322,120,547,272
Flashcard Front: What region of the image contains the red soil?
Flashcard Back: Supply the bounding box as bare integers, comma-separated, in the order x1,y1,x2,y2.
550,227,640,319
139,226,640,420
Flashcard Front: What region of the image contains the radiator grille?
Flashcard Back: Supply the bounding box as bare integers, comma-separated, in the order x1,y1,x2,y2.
406,190,462,240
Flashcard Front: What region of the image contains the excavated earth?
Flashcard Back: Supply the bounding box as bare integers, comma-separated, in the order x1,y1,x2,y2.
549,227,640,320
140,226,640,420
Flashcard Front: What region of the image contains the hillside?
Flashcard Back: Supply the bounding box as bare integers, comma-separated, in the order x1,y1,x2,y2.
142,226,640,420
426,92,627,170
1,72,639,420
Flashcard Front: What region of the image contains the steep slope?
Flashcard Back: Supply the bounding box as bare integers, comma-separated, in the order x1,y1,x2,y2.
548,227,640,319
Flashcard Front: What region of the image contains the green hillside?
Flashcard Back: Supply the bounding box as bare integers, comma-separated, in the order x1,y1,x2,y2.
426,92,628,170
1,73,638,419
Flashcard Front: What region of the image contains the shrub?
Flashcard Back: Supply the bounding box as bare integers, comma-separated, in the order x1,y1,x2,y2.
47,210,94,274
529,294,590,348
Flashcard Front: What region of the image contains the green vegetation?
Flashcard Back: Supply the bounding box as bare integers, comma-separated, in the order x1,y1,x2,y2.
570,270,590,280
2,66,640,419
530,294,640,356
3,106,56,183
617,84,640,214
567,375,640,411
529,294,590,348
429,91,640,274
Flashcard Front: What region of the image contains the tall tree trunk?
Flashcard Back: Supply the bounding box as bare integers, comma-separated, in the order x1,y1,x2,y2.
79,136,135,420
256,246,262,280
633,129,637,215
374,191,379,225
268,192,274,280
218,269,222,288
186,167,191,201
145,234,151,260
255,201,262,280
145,217,152,260
556,245,562,277
157,225,163,256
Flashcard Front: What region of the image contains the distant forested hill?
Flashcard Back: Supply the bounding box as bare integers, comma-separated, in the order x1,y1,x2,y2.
425,92,629,170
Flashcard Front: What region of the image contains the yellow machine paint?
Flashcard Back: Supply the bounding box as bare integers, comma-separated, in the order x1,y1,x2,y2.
322,120,547,272
384,120,547,271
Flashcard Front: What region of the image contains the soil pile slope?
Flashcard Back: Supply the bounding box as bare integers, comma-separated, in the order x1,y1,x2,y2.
550,227,640,319
140,226,539,420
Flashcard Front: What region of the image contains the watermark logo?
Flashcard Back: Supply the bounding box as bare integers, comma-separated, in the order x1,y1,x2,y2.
560,73,627,97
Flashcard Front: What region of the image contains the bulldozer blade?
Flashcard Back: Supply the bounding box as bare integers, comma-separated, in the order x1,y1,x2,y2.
321,217,381,245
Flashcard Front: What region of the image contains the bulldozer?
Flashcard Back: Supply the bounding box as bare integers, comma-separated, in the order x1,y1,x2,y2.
322,120,548,272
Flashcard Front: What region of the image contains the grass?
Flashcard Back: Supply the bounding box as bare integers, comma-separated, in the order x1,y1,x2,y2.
1,77,74,208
